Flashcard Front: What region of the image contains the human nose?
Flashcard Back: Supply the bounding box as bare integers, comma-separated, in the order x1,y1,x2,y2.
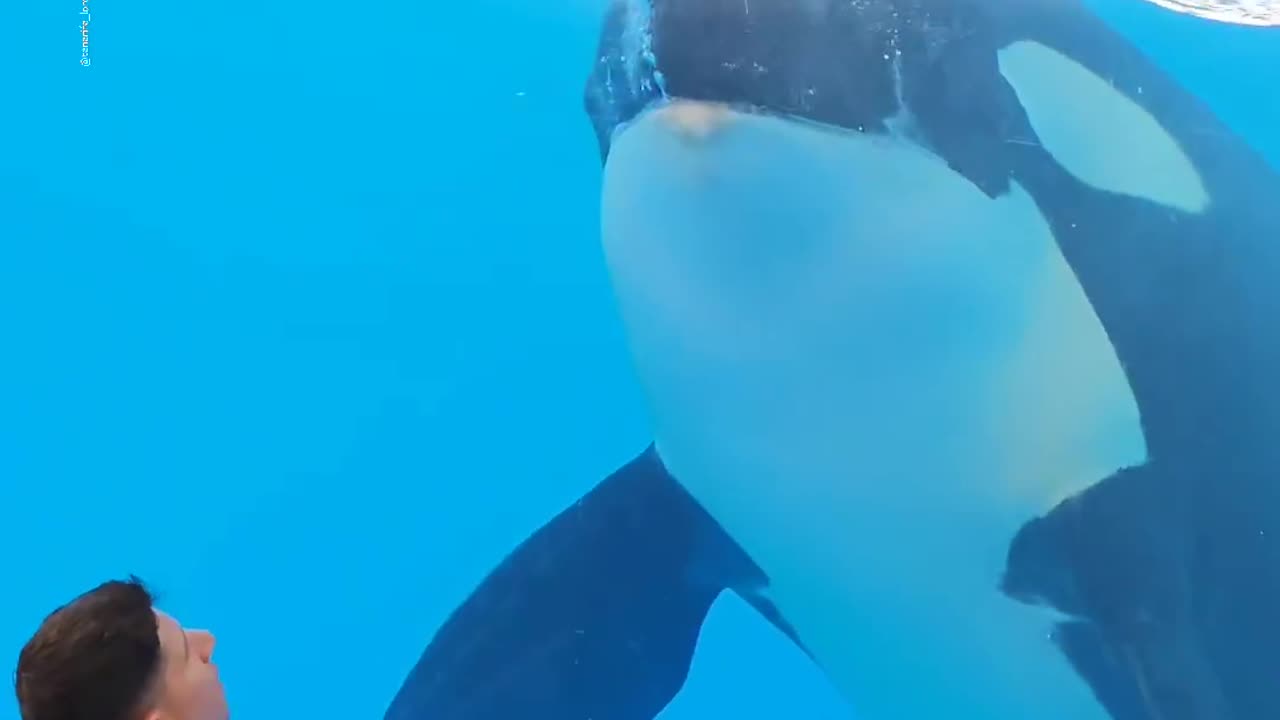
188,629,217,663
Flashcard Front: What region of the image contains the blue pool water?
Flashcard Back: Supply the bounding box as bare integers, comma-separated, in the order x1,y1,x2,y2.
1,2,1276,719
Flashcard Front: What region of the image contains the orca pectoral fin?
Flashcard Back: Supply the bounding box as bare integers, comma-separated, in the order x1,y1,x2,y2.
385,445,766,720
1002,463,1232,720
1001,465,1182,622
1052,621,1154,720
1054,612,1232,720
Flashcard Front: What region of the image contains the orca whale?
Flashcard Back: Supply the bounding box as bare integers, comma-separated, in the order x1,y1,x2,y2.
384,1,1280,719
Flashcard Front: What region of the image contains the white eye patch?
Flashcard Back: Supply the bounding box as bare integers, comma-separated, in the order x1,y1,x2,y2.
997,40,1210,214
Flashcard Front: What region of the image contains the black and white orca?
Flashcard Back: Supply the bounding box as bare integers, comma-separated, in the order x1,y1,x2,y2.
385,1,1280,719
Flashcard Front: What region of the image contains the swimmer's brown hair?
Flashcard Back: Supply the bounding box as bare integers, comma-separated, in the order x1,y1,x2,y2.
14,577,162,720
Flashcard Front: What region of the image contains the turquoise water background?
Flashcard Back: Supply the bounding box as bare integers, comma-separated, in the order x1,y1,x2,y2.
1,2,1275,719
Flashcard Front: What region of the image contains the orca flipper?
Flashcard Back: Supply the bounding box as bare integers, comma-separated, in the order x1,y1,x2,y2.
1002,464,1235,720
1052,621,1153,720
384,445,788,720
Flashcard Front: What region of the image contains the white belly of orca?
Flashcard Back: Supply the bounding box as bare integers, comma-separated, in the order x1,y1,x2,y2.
599,102,1148,719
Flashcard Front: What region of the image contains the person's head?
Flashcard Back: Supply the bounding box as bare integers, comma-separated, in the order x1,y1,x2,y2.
13,576,227,720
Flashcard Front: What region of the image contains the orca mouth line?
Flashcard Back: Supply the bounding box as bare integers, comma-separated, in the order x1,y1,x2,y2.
611,97,887,153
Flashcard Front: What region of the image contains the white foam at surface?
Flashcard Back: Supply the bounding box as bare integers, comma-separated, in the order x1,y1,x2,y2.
1141,0,1280,26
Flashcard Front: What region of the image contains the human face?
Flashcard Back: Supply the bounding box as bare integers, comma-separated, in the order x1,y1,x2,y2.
144,610,228,720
